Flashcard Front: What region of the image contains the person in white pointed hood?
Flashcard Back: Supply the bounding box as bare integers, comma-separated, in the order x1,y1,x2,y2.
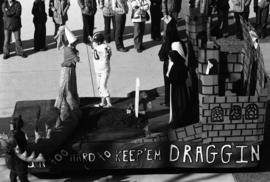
54,25,80,126
167,41,191,129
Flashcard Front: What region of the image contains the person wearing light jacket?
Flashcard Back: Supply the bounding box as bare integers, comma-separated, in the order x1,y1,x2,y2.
112,0,129,52
131,0,151,53
98,0,115,43
50,0,70,37
78,0,97,44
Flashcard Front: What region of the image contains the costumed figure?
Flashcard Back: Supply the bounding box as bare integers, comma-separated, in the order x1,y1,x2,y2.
6,116,30,182
54,26,80,127
158,19,179,106
167,41,191,128
89,32,112,108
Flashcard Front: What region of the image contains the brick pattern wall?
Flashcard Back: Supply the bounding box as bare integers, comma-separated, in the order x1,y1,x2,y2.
199,94,267,143
131,123,203,144
185,8,207,58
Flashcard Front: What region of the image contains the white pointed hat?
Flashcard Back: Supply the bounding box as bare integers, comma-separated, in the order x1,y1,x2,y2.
171,41,186,58
65,26,77,45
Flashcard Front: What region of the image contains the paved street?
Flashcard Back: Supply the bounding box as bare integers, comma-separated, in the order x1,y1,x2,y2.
0,0,269,182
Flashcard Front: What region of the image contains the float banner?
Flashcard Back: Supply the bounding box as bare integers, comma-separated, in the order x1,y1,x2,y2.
28,142,261,172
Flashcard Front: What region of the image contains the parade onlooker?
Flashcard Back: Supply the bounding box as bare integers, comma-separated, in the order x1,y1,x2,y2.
215,0,229,38
167,41,190,128
150,0,162,41
254,0,270,38
98,0,115,43
0,0,4,54
50,0,70,37
158,19,179,107
2,0,26,59
161,0,181,36
7,116,30,182
89,32,112,108
32,0,47,52
54,26,80,122
130,0,151,53
78,0,97,44
112,0,129,52
233,0,251,40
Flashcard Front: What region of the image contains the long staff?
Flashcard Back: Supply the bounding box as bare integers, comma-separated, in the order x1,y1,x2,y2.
85,45,96,97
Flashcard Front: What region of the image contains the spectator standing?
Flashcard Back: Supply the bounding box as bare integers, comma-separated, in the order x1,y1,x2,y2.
7,116,30,182
158,19,179,107
78,0,97,44
99,0,115,43
32,0,47,52
233,0,251,39
150,0,162,41
112,0,129,52
130,0,151,53
0,0,4,54
2,0,26,60
50,0,70,37
215,0,229,38
161,0,181,36
254,0,270,38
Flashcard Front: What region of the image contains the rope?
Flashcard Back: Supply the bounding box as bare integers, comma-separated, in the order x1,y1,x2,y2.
85,44,96,97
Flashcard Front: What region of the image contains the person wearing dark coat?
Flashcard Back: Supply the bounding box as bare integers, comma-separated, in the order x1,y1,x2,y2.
150,0,162,41
2,0,26,59
7,116,29,182
167,41,190,128
234,0,251,40
161,0,181,36
77,0,97,44
0,0,4,54
32,0,47,52
254,0,270,38
158,19,179,106
215,0,229,38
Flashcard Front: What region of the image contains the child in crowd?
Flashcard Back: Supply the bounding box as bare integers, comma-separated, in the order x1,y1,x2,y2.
89,32,112,108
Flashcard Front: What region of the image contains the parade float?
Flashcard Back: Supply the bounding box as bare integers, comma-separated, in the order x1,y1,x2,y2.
1,9,270,174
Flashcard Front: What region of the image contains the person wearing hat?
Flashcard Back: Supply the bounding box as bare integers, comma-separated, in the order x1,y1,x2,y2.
2,0,26,59
89,32,112,108
54,26,80,122
7,115,29,182
167,41,190,129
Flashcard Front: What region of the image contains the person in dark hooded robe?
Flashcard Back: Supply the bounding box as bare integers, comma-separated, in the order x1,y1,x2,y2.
158,19,179,106
167,41,190,128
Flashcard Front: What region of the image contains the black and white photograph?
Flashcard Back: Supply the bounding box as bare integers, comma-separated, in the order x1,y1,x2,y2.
0,0,270,181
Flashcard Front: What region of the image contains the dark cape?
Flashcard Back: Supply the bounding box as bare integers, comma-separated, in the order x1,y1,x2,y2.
168,50,190,128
